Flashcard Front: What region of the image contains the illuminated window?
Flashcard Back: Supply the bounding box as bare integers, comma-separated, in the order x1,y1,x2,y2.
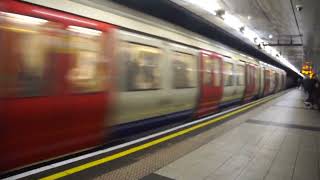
203,56,221,87
0,12,56,97
223,62,233,86
172,51,197,88
212,57,221,87
119,42,162,91
246,66,255,85
203,55,213,85
67,28,107,93
236,65,245,85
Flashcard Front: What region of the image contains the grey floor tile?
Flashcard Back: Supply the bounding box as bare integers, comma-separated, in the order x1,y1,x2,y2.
204,154,251,180
264,134,300,180
157,90,320,180
292,150,319,180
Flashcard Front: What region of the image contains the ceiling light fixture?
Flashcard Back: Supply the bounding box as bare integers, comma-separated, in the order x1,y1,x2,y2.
183,0,221,15
180,0,303,77
222,12,244,31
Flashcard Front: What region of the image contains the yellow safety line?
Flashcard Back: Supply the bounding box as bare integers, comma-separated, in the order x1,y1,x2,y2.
40,95,276,180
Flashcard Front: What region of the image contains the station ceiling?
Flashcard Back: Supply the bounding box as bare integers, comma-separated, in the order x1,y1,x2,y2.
171,0,320,74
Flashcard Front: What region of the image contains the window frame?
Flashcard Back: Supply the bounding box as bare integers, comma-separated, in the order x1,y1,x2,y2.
0,17,61,98
223,61,234,87
67,30,108,94
236,64,245,86
119,41,163,92
171,51,197,89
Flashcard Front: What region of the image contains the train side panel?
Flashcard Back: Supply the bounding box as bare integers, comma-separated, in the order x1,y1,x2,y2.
112,30,198,137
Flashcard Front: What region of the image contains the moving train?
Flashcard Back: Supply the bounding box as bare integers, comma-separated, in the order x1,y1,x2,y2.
0,0,286,172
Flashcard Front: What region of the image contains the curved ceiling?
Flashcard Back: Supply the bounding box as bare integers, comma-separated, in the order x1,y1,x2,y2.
172,0,319,74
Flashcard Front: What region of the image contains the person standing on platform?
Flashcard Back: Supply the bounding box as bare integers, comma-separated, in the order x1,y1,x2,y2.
304,77,315,108
312,76,320,110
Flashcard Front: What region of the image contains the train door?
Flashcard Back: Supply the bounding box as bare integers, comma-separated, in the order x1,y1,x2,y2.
166,43,199,121
220,58,238,106
234,62,246,100
196,51,223,118
244,64,255,101
270,70,276,93
258,66,265,97
114,32,199,138
0,3,112,171
253,65,260,97
274,72,280,92
264,69,271,96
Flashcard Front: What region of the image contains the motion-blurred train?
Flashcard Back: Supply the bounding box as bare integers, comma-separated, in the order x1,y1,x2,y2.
0,0,287,172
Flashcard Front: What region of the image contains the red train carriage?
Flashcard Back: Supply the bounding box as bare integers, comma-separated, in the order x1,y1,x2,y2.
195,51,223,118
243,63,258,101
0,0,114,172
263,68,272,96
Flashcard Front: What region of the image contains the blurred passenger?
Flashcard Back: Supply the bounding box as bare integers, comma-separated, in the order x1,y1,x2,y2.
304,75,320,109
311,76,320,110
304,77,315,108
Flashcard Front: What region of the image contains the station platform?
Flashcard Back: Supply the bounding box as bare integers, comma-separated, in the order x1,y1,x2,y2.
5,89,320,180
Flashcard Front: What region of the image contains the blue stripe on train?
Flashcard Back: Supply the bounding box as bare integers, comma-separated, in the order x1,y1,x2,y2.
110,109,194,138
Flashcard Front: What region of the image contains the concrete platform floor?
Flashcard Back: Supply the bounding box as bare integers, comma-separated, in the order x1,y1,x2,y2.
151,89,320,180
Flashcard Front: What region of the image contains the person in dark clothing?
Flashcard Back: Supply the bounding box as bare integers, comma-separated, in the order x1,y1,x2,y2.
304,78,316,108
304,76,320,109
311,77,320,110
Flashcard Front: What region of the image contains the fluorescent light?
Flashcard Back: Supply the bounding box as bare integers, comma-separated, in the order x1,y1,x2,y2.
222,12,244,31
242,28,258,43
67,25,102,36
183,0,221,15
278,55,303,77
0,11,48,25
180,0,302,77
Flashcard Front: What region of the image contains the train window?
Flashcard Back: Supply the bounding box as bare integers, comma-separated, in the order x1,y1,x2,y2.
203,55,221,87
203,55,213,85
120,42,161,91
255,68,259,87
236,65,245,86
212,57,221,87
67,27,107,93
251,68,255,85
0,12,56,97
223,62,233,86
246,66,253,85
172,51,197,88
